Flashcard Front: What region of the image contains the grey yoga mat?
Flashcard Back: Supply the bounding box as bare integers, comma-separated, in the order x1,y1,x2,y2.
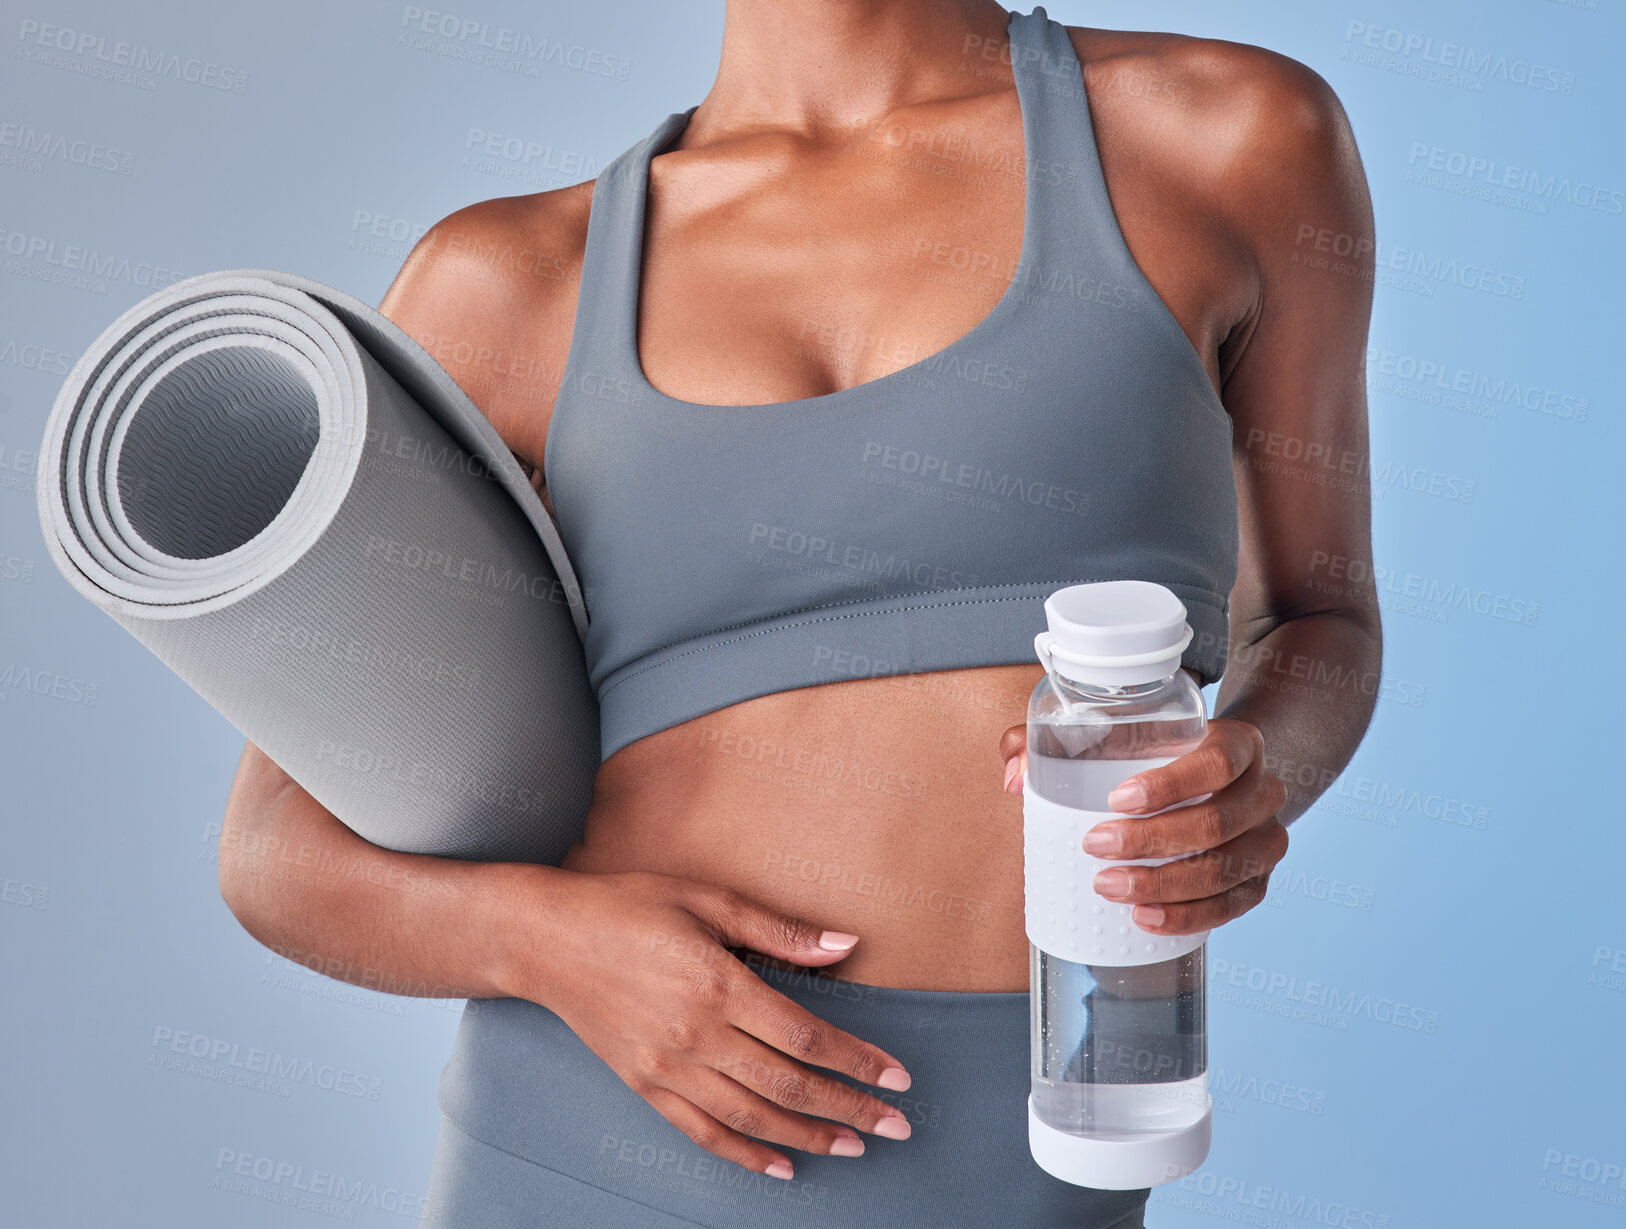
35,268,599,865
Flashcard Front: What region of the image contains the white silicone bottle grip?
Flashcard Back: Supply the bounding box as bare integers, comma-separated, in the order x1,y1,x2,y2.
1023,778,1208,967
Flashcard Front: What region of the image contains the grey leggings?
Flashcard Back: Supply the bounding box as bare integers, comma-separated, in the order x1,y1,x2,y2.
420,958,1150,1228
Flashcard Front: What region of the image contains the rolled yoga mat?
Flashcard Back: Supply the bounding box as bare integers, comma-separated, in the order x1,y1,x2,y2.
35,268,600,865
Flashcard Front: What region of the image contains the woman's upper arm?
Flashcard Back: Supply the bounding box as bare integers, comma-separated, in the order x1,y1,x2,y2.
1211,52,1381,645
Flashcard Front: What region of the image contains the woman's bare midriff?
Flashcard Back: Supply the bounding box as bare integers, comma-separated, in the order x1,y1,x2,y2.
557,664,1205,992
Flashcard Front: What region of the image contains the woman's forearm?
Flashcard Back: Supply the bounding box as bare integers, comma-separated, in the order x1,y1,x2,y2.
1213,608,1383,825
217,743,566,1002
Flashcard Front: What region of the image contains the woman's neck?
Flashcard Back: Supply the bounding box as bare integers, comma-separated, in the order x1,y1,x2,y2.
702,0,1015,137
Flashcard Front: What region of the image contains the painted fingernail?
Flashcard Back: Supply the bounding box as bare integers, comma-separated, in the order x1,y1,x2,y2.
1002,758,1021,793
1135,905,1166,928
830,1134,865,1157
874,1115,912,1140
1083,827,1121,855
877,1066,911,1091
818,931,859,950
1108,779,1147,811
766,1160,794,1180
1093,868,1131,897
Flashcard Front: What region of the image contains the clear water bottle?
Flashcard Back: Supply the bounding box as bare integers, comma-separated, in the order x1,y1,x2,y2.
1023,580,1213,1189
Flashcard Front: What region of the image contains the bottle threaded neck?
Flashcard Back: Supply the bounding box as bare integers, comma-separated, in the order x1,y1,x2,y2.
1051,668,1179,702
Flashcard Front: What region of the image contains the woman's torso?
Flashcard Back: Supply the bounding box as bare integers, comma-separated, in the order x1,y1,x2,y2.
426,18,1252,992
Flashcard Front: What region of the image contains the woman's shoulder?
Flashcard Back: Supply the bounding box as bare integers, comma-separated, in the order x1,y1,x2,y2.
1061,24,1347,140
377,183,596,470
1061,23,1368,272
382,183,594,355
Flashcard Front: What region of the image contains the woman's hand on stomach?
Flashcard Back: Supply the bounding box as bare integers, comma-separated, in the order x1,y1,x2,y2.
503,867,917,1181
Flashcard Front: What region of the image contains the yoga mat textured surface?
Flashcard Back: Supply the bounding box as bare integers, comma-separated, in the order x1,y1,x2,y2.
35,269,599,865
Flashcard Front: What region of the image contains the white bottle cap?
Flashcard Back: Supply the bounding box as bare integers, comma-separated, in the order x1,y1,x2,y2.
1033,580,1193,687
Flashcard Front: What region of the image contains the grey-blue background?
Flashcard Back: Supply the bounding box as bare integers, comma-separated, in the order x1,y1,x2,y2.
1,1,1620,1226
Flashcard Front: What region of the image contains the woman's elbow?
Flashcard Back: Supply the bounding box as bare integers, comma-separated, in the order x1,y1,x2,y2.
216,741,297,932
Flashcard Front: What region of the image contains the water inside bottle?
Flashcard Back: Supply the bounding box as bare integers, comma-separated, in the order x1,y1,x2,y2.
1029,737,1208,1137
1032,947,1207,1135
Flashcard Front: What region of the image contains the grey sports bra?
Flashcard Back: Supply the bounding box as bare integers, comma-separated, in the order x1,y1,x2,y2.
545,5,1239,763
